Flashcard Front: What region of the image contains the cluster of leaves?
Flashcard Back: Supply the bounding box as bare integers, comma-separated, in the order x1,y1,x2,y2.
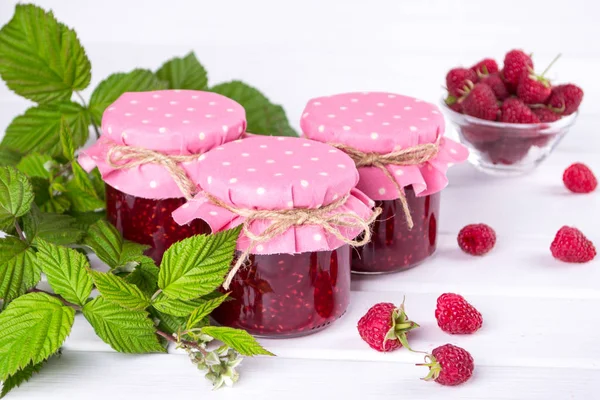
0,166,272,397
0,3,297,170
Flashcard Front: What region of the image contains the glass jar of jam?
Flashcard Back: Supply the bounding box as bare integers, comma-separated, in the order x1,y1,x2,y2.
79,89,247,263
173,136,378,338
300,92,468,273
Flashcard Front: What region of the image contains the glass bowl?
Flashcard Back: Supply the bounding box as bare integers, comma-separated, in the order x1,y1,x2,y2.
442,100,578,176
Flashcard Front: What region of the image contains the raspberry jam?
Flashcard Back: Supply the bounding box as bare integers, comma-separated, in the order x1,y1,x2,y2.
105,185,210,264
352,186,440,273
212,245,351,338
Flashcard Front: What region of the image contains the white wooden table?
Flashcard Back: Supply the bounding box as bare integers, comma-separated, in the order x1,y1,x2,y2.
1,1,599,398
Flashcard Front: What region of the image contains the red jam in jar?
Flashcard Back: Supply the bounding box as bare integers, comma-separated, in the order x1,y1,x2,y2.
106,185,210,264
212,246,351,338
352,186,440,274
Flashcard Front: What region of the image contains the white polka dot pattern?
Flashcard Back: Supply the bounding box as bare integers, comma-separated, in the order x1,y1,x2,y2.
77,90,248,200
299,92,469,200
171,136,376,255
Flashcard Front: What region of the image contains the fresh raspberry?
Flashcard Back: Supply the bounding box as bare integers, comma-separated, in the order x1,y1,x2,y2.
446,68,477,97
533,107,562,122
435,293,483,334
503,49,533,86
550,226,596,263
457,223,496,256
461,84,499,121
471,58,499,76
500,98,540,123
480,73,510,100
357,300,419,352
547,84,584,115
517,72,551,104
486,138,534,165
419,344,474,386
445,95,463,113
563,163,597,193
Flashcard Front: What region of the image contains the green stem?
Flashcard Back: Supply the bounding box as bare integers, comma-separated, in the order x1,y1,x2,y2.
156,329,208,355
28,288,82,311
75,91,101,140
14,220,26,241
540,53,562,77
150,289,162,302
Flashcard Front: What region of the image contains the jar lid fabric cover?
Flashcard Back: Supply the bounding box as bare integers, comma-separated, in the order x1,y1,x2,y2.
172,136,375,255
78,90,246,199
300,92,469,200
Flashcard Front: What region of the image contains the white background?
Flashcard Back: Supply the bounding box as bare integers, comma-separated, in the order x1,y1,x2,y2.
1,1,600,399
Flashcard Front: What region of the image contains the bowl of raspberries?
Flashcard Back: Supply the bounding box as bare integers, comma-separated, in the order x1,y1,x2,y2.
443,49,583,176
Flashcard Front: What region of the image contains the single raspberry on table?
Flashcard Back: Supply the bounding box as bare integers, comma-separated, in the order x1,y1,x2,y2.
457,223,496,256
533,107,562,122
547,84,584,115
446,68,478,97
471,58,499,76
550,226,596,263
418,344,474,386
500,98,540,123
480,73,510,100
462,84,499,121
563,163,597,193
502,49,533,86
435,293,483,334
357,300,419,352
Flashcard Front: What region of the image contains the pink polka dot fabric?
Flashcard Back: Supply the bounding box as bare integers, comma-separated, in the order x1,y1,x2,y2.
173,136,375,255
78,90,246,199
300,92,468,200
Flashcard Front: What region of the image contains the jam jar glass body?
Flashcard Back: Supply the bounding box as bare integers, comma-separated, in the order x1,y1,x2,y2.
212,245,351,338
352,186,440,274
105,184,210,264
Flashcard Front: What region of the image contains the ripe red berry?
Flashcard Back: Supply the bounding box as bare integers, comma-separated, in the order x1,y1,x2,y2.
500,98,541,124
480,73,510,100
435,293,483,334
457,223,496,256
550,226,596,263
461,84,499,121
533,107,562,122
517,73,552,104
563,163,597,193
547,84,584,115
445,96,463,113
357,300,419,352
419,344,474,386
471,58,499,76
446,68,477,98
503,49,533,86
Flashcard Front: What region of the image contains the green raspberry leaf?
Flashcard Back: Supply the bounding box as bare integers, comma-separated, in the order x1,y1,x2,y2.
23,208,84,246
185,293,229,330
89,270,150,310
156,52,208,91
0,147,22,167
124,258,159,296
210,81,298,137
201,326,273,356
158,228,240,300
0,358,48,399
0,237,39,303
0,4,91,103
150,308,187,336
0,166,34,231
88,69,168,124
151,293,206,317
0,292,75,380
35,238,93,306
84,220,149,268
16,153,56,179
82,296,164,353
59,117,76,161
1,102,91,159
64,163,105,212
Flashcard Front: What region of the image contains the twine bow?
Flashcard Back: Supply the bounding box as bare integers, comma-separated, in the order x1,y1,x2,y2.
202,192,382,290
329,141,440,229
106,145,201,200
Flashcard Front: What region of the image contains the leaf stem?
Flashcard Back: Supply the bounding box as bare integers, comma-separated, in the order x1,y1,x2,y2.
14,220,26,241
150,289,162,302
75,90,101,139
28,288,82,311
156,329,208,355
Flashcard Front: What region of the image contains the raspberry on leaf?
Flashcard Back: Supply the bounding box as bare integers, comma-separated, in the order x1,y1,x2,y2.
418,344,474,386
357,299,419,352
